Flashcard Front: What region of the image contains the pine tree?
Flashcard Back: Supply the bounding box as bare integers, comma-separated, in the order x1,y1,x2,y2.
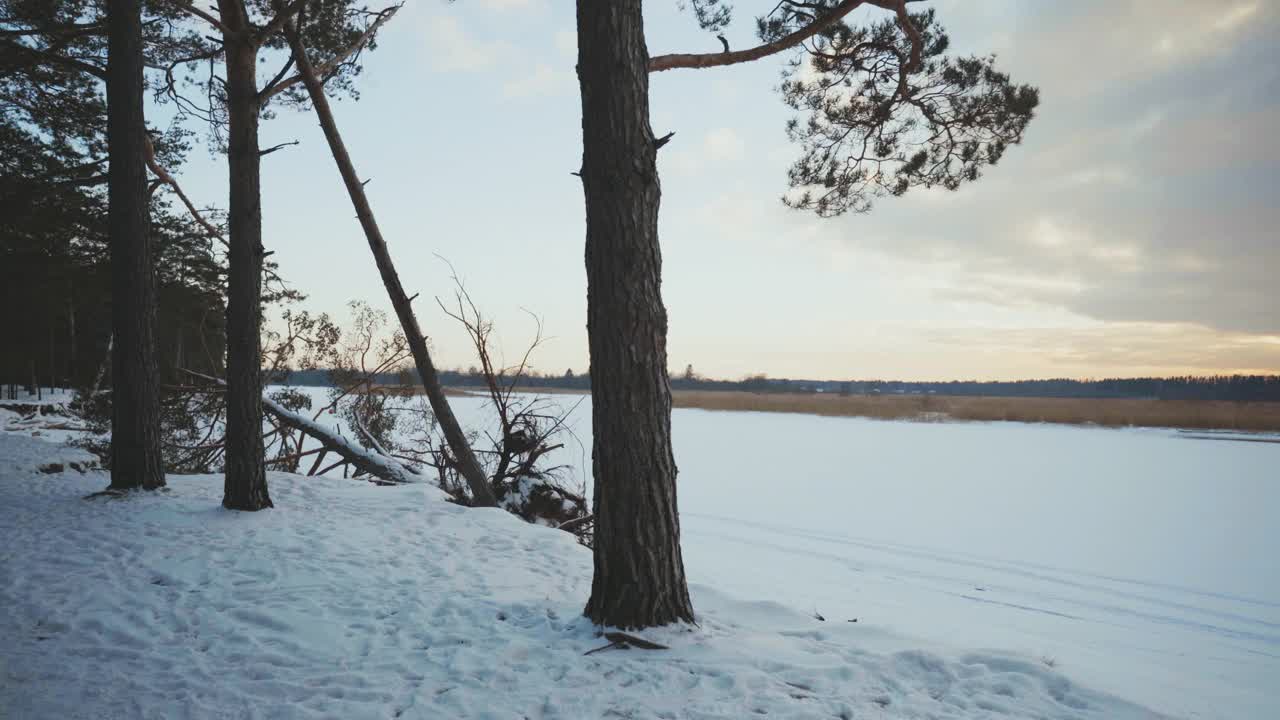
161,0,395,510
574,0,1039,628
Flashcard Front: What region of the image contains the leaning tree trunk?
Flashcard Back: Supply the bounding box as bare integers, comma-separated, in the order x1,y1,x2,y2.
280,19,497,507
89,334,112,398
218,12,271,511
575,0,694,628
66,292,76,386
106,0,164,491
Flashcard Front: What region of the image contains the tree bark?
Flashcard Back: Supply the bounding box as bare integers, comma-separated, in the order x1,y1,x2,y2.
106,0,164,491
218,4,271,511
576,0,694,628
280,17,498,507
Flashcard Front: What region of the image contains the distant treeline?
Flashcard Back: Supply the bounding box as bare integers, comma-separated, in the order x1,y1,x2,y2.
279,369,1280,402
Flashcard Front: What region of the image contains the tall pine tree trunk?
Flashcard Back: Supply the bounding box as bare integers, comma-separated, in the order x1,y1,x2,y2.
106,0,164,490
576,0,694,628
219,14,271,511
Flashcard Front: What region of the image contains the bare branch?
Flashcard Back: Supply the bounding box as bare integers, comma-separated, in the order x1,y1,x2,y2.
265,447,323,466
557,513,594,532
259,139,299,156
144,134,227,246
259,55,295,99
173,2,229,34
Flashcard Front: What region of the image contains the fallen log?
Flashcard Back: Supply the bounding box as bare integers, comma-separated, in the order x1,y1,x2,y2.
180,369,420,486
261,394,420,485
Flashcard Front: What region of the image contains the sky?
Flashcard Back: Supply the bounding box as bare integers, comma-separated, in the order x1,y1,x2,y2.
168,0,1280,381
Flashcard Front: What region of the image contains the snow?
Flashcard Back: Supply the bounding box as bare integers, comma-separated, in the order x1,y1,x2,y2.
664,407,1280,720
1,389,90,446
0,432,1163,720
0,432,98,477
3,389,1277,718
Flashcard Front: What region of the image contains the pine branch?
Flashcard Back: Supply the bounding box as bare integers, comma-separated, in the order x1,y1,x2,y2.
259,3,401,102
144,135,226,246
649,0,920,73
1,39,106,80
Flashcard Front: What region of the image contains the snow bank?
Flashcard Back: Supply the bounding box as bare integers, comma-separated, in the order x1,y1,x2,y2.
273,386,1279,719
0,432,99,476
0,395,89,445
0,432,1164,719
668,406,1280,720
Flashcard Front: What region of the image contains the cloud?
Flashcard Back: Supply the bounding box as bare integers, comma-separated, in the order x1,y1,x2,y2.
419,15,513,73
996,1,1276,99
502,63,575,99
702,128,745,162
869,179,1280,334
1215,1,1261,32
1054,166,1136,190
474,0,548,10
413,5,571,93
663,128,747,176
816,0,1280,337
923,323,1280,376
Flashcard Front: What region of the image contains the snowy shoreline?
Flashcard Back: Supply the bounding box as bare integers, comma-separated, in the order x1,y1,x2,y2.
4,393,1278,718
1,432,1173,720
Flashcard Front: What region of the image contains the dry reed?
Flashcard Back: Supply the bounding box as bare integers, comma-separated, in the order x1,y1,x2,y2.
668,391,1280,432
423,386,1280,431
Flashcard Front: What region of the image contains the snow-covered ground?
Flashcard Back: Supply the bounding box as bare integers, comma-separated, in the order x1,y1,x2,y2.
3,388,1276,718
673,417,1280,720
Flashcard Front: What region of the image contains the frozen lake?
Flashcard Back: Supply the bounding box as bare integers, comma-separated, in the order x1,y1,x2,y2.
286,387,1280,719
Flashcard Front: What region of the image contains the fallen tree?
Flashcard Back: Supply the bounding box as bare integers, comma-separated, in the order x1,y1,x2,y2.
180,368,420,486
275,5,497,507
261,393,419,485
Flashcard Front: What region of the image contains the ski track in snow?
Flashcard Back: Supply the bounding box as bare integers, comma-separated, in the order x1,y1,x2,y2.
0,433,1169,720
686,511,1280,637
680,512,1280,719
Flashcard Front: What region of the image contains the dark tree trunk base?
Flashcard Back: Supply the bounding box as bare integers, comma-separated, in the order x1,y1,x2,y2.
222,484,273,511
